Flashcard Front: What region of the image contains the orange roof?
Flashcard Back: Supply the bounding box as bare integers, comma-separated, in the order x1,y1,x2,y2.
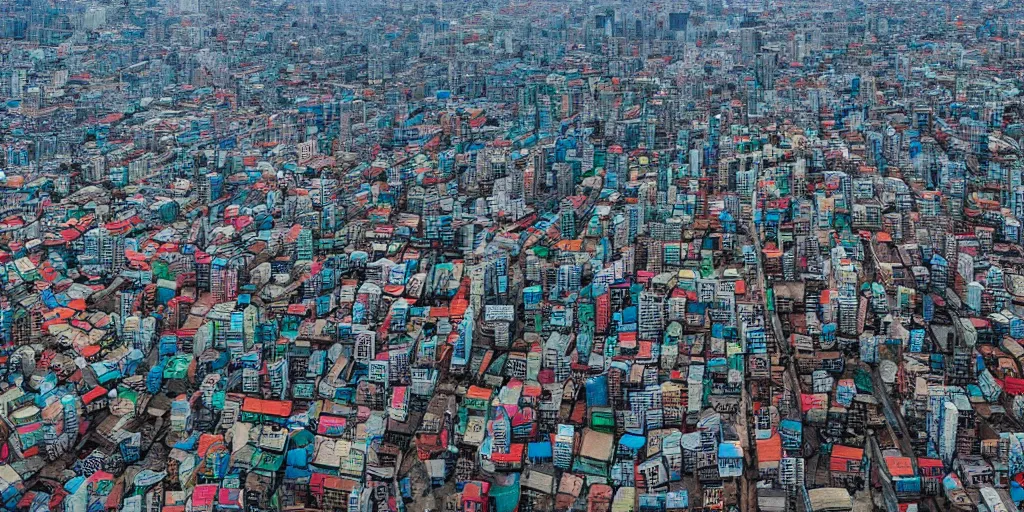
637,341,653,360
554,239,583,251
831,445,863,461
285,224,303,243
884,456,914,477
241,397,293,417
44,307,76,322
756,435,782,463
449,299,468,318
197,433,225,457
476,351,493,378
466,386,492,400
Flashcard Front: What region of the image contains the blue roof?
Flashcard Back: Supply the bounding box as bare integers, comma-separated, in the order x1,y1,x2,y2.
528,441,552,459
718,442,743,458
619,434,646,450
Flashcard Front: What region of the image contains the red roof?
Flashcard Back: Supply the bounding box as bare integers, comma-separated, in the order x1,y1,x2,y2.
192,484,218,507
734,280,747,295
310,472,357,492
1003,377,1024,395
61,228,84,242
885,456,914,477
98,113,124,125
82,386,108,404
492,444,525,463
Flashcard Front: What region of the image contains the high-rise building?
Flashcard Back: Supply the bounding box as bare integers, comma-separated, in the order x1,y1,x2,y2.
739,26,763,64
939,401,958,465
638,292,664,340
82,227,126,273
560,200,577,239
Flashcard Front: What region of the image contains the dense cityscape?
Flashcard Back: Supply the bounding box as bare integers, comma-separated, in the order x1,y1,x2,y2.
3,0,1024,511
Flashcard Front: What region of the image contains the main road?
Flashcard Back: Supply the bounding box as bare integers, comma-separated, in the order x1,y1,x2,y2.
746,189,804,511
